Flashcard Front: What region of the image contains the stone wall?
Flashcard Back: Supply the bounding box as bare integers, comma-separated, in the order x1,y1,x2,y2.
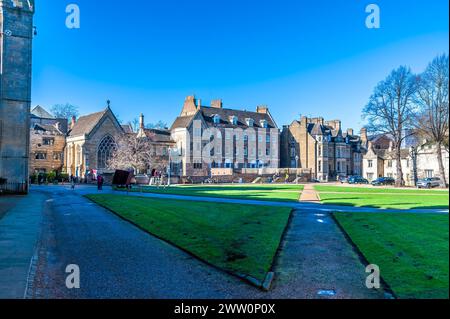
0,1,35,192
29,130,66,174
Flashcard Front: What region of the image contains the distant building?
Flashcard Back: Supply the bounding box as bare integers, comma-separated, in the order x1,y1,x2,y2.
280,117,363,181
65,105,125,179
170,96,280,181
362,132,449,186
136,113,175,175
29,106,67,175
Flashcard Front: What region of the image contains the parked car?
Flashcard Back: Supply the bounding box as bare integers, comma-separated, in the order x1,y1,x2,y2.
339,176,349,183
348,176,369,184
371,177,396,186
417,177,441,189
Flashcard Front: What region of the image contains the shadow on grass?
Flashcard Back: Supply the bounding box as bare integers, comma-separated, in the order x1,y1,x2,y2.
320,197,449,210
122,185,303,202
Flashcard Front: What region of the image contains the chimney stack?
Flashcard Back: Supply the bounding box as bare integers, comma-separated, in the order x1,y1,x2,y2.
71,116,76,129
211,99,223,109
360,128,368,144
139,113,145,130
256,105,269,114
300,116,308,127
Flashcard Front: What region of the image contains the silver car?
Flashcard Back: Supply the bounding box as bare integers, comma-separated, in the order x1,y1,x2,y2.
417,177,441,189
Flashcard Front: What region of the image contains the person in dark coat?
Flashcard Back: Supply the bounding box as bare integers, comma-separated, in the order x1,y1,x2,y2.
97,175,104,191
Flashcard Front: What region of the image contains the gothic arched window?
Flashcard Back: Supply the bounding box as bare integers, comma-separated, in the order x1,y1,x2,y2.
97,136,117,169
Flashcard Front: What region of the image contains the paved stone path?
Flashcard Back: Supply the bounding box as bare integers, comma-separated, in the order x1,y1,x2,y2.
0,192,46,298
299,184,320,202
0,184,447,299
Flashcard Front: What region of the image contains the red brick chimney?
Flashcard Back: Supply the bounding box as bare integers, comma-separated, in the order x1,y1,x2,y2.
211,99,223,109
256,105,269,114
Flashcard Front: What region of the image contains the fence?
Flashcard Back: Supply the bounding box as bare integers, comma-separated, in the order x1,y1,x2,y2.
0,181,28,195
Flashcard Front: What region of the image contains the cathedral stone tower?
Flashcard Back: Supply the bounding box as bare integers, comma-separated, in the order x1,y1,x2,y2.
0,0,35,193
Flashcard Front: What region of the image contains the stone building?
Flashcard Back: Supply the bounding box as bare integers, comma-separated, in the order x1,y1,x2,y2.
0,0,35,193
136,113,175,175
280,116,363,181
65,105,125,179
363,142,413,184
29,106,67,175
170,96,280,180
363,133,449,186
415,142,449,183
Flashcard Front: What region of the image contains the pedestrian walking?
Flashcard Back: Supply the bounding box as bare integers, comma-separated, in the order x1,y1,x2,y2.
97,175,104,191
70,175,76,190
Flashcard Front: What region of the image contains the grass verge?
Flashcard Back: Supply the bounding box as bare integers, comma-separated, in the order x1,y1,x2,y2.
315,186,449,209
334,212,449,299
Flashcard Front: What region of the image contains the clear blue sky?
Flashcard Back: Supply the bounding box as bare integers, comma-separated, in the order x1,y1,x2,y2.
32,0,449,131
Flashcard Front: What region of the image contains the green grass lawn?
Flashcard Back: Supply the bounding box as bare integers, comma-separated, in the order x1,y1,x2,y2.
122,184,304,202
315,186,449,209
86,194,292,283
334,212,449,299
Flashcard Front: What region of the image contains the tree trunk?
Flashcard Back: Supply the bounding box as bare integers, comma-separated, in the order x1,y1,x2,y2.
436,142,448,188
395,144,404,187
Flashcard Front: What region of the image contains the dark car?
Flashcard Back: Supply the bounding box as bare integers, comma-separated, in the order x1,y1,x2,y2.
371,177,396,186
348,176,369,184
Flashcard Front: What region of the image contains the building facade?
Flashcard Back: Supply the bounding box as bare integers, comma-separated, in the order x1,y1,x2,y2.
0,0,35,193
29,106,67,175
280,116,363,181
170,96,280,180
136,113,175,176
362,132,450,186
65,105,125,179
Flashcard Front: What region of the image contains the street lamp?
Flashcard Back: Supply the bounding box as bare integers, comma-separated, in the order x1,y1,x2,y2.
410,146,418,187
168,147,179,187
295,155,299,184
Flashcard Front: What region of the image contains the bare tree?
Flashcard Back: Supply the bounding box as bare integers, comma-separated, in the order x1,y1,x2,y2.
107,133,166,175
51,103,79,120
414,54,449,187
146,121,168,129
128,118,140,133
363,66,417,187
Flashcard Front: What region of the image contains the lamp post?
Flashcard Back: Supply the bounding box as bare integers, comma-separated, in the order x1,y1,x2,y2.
168,148,172,187
168,147,179,187
410,146,418,187
295,155,299,184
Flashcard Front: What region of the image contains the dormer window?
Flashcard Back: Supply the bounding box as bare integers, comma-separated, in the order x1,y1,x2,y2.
246,118,254,127
260,119,268,128
213,114,221,124
229,116,238,125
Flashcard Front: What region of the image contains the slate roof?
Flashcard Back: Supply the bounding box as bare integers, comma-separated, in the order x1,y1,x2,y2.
373,148,411,160
171,105,277,130
171,115,195,131
32,123,64,135
68,110,108,137
121,124,134,134
143,128,175,143
31,105,55,119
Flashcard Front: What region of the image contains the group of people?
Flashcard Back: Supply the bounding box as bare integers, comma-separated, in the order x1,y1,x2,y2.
70,174,104,191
